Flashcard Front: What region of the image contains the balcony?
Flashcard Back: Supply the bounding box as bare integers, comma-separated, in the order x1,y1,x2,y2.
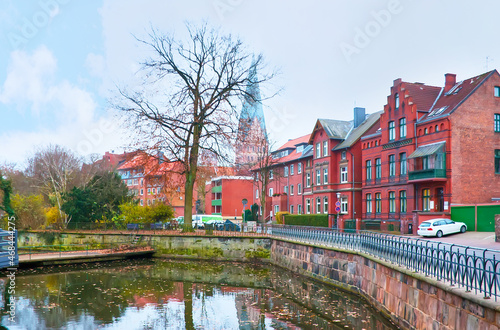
408,141,447,182
211,199,222,206
212,185,222,193
408,169,446,181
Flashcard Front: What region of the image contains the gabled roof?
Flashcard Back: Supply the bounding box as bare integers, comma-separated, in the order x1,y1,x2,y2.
404,83,442,112
275,134,310,152
308,119,353,144
333,111,383,150
419,70,497,122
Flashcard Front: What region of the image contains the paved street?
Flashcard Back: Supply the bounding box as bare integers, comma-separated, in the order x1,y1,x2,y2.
410,231,499,250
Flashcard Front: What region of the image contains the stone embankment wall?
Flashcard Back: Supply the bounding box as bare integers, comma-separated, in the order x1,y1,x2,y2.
271,239,500,330
18,232,271,261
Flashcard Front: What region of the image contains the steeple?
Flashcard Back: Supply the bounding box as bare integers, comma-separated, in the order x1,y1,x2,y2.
235,61,268,171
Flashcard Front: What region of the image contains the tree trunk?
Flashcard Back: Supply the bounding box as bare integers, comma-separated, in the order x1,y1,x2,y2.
183,282,194,329
183,125,201,229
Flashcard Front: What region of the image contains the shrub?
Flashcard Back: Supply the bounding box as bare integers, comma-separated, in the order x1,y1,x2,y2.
275,211,289,224
284,214,329,227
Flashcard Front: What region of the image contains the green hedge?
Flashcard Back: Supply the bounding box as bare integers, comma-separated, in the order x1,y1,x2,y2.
284,214,329,227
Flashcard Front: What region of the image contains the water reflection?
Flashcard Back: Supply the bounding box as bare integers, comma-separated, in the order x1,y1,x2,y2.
0,260,397,329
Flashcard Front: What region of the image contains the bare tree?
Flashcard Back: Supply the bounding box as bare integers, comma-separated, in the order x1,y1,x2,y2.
26,145,82,225
115,23,276,228
252,138,284,223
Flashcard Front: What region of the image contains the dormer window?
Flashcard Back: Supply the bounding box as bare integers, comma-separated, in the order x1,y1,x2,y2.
395,93,399,109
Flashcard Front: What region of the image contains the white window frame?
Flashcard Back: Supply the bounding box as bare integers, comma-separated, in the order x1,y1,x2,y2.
297,183,302,195
316,198,321,214
290,185,294,195
290,205,294,214
316,143,321,158
323,197,328,214
340,167,348,183
284,166,289,177
298,204,302,215
341,197,348,214
316,169,321,185
256,189,259,199
323,168,328,184
298,162,302,174
284,186,288,194
274,205,279,214
323,141,328,157
269,188,273,197
290,164,294,175
306,199,311,214
306,173,311,187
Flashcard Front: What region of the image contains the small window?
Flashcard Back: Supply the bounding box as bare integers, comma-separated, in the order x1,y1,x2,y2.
435,125,439,132
298,183,302,195
395,93,399,109
340,167,348,183
340,198,348,214
495,150,500,174
495,114,500,133
316,198,321,214
323,141,328,157
323,168,328,184
341,151,347,159
269,188,274,197
290,164,294,175
284,166,289,177
388,121,395,140
298,163,302,174
366,193,372,214
389,191,396,213
495,86,500,97
290,185,294,195
424,128,428,135
399,118,406,139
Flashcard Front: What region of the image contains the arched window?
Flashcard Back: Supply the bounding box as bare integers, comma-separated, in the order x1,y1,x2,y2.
435,125,439,132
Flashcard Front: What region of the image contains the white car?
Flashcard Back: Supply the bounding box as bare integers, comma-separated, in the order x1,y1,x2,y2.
417,218,467,238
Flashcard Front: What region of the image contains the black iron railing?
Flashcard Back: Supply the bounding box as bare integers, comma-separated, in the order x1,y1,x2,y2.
268,225,500,301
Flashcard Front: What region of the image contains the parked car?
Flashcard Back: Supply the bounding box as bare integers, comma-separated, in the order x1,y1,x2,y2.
417,218,467,238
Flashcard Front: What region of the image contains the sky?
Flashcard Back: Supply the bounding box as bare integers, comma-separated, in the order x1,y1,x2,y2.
1,0,499,167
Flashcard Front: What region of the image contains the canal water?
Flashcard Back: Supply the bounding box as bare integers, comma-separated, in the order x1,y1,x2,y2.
1,259,398,329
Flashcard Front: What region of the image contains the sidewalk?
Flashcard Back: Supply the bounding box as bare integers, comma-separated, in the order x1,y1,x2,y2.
411,231,499,250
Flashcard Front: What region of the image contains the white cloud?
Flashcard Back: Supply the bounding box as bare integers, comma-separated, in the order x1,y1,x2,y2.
0,45,57,113
0,46,130,165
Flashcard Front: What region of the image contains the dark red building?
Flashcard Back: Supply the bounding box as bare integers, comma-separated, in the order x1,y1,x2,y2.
361,70,500,232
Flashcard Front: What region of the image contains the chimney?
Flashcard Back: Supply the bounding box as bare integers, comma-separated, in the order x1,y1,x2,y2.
354,107,366,128
444,73,456,93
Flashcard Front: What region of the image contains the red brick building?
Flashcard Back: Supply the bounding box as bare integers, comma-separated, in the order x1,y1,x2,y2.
307,109,382,223
252,108,381,224
204,176,254,218
116,152,198,218
361,70,500,232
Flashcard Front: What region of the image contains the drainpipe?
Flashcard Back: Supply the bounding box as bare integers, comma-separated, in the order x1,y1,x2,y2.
347,149,355,220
